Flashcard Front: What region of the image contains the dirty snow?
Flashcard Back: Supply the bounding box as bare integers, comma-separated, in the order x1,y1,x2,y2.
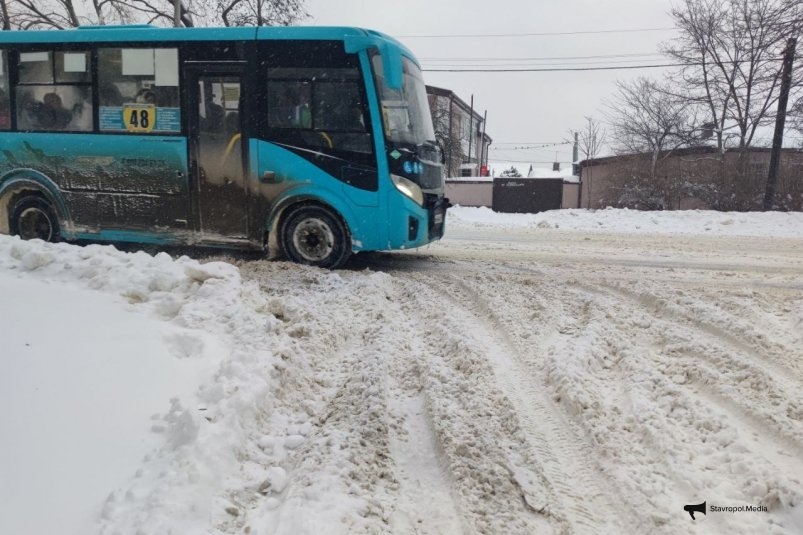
1,207,803,534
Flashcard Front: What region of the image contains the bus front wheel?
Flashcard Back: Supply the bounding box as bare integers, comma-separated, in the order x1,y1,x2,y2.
10,196,61,242
281,205,351,269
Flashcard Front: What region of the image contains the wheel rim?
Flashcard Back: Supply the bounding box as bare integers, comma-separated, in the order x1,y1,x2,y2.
18,206,54,241
292,217,335,262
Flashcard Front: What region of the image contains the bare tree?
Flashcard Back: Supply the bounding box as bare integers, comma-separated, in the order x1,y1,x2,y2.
88,0,131,24
1,0,10,30
663,0,799,156
606,77,698,181
430,98,464,178
123,0,198,26
577,116,607,209
216,0,307,27
1,0,307,28
1,0,154,27
9,0,82,28
788,93,803,139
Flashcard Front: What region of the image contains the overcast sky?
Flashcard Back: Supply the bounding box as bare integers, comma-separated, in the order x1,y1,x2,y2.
306,0,677,166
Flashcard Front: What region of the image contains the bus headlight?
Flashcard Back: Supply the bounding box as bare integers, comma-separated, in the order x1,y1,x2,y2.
391,174,424,206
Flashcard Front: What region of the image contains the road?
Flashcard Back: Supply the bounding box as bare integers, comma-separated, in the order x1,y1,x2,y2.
232,227,803,534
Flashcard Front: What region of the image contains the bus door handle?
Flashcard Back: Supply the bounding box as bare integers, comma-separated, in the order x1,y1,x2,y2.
261,170,279,183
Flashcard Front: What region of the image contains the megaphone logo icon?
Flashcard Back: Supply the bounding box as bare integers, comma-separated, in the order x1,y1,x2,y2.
684,501,706,520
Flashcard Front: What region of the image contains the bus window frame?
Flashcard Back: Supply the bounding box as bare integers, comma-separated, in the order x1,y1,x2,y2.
259,41,378,187
13,46,94,133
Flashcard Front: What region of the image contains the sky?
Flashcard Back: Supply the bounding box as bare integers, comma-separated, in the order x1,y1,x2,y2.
2,207,802,534
305,0,678,167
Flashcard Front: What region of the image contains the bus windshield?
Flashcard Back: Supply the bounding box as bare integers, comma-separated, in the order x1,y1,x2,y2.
372,54,436,146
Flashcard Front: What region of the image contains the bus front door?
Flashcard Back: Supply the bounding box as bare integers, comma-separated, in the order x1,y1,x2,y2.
187,66,248,240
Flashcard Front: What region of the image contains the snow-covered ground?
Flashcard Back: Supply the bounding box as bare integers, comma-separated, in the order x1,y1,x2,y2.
2,207,803,534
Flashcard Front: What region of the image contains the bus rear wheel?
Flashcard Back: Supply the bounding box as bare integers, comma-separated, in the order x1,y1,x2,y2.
281,205,351,269
10,196,60,242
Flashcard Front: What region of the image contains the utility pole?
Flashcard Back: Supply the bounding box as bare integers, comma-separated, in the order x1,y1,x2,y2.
447,95,454,177
480,109,488,175
764,37,797,211
174,0,181,27
467,95,474,176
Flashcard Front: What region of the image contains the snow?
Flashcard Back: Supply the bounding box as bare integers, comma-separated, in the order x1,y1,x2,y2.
487,162,578,181
448,205,803,238
1,207,803,534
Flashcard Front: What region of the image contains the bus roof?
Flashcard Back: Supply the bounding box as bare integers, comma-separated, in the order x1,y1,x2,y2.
0,24,416,59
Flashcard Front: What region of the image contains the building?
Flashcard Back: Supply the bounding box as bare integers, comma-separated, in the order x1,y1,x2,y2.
578,147,803,211
426,85,492,178
446,162,580,211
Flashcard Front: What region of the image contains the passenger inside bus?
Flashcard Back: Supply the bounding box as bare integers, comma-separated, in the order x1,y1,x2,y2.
135,88,157,105
99,83,124,106
33,92,73,129
224,111,239,135
291,90,312,128
202,103,225,132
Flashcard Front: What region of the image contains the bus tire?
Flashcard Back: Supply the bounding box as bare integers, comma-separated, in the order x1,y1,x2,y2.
281,204,351,269
10,196,61,242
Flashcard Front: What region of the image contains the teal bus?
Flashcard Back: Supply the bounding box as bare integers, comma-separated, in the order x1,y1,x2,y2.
0,25,447,268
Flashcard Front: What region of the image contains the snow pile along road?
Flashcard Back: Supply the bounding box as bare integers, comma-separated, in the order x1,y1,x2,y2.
448,205,803,238
1,207,803,534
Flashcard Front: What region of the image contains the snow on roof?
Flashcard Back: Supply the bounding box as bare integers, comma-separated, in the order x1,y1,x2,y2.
446,175,494,183
488,161,579,182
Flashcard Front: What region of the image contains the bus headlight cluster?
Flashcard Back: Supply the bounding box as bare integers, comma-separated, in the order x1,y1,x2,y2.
391,174,424,206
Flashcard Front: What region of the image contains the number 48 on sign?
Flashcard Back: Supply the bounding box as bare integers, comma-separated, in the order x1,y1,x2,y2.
123,104,156,133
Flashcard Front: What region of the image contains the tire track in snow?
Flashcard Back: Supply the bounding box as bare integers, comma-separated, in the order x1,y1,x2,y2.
523,280,782,535
390,277,560,534
403,271,635,534
668,348,803,453
685,379,803,473
384,307,467,535
589,280,803,385
559,279,803,530
386,393,467,534
583,281,803,443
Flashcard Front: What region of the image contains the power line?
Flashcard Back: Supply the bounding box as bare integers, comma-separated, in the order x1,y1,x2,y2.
424,63,685,72
420,52,665,62
489,159,573,164
493,141,568,145
422,58,673,69
424,53,791,72
398,27,676,39
493,151,573,157
491,142,571,150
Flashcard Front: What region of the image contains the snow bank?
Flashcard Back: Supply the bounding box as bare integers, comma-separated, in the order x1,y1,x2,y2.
447,206,803,238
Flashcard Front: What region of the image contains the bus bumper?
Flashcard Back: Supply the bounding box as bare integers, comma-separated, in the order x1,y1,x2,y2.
390,194,449,250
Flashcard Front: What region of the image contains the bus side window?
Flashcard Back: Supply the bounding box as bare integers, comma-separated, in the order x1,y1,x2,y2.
224,111,239,135
0,51,9,130
97,48,181,134
14,51,92,132
16,86,91,132
315,81,366,133
99,83,124,106
267,80,311,129
201,103,225,132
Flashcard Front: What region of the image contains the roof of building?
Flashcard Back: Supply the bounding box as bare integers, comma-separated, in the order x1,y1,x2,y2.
578,145,803,168
426,84,487,125
487,161,579,183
